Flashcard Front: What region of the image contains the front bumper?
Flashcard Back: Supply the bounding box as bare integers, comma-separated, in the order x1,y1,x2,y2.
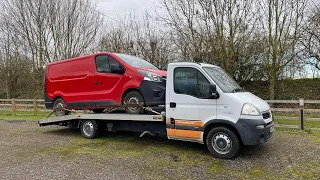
138,80,165,106
236,118,274,145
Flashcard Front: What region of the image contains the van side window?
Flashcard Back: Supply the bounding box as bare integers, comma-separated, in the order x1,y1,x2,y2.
95,55,123,74
174,67,211,98
96,55,110,73
109,57,121,68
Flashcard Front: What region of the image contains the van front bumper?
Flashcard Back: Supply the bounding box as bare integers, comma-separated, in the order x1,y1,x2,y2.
236,118,274,145
138,80,165,106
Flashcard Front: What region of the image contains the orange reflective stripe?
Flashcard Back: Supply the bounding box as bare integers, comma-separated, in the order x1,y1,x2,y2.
175,129,201,139
175,120,204,127
167,128,175,136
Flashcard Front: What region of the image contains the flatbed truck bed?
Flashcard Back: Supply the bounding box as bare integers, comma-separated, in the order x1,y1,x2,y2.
38,112,168,139
38,113,164,126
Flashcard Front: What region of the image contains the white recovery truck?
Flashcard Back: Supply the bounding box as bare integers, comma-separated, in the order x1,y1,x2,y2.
39,62,274,159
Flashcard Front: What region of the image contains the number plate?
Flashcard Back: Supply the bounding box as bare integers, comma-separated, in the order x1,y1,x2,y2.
270,126,274,133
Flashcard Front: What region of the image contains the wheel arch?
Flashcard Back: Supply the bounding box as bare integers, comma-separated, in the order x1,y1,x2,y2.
203,120,243,145
53,96,63,102
121,88,145,105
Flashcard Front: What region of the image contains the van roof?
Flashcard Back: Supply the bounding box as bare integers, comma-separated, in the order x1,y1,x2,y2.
48,52,113,65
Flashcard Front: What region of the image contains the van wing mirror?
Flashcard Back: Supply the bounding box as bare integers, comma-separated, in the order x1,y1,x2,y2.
110,64,124,74
209,84,219,99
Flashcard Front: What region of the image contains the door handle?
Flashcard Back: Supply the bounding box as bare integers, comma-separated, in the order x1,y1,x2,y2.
170,118,175,124
94,81,101,85
170,102,176,108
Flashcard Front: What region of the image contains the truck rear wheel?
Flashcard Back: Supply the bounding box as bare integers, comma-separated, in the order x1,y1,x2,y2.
53,98,70,116
123,91,145,114
80,120,99,139
206,127,240,159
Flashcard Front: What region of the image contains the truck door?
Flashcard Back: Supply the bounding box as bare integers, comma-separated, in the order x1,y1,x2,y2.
167,66,217,142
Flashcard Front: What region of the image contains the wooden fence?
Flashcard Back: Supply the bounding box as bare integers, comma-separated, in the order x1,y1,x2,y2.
0,98,319,129
0,99,45,115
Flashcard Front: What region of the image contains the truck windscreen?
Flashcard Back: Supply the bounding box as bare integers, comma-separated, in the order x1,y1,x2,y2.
203,67,243,93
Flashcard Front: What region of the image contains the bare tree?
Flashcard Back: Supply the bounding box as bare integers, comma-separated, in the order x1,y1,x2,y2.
99,12,174,69
302,4,320,70
1,0,103,65
158,0,266,83
259,0,307,100
0,0,103,98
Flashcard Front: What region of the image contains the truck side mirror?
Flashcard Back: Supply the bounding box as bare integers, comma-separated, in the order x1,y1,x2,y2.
209,84,219,99
110,64,125,74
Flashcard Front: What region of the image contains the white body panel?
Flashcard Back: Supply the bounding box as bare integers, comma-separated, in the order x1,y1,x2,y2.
166,62,272,143
166,63,216,123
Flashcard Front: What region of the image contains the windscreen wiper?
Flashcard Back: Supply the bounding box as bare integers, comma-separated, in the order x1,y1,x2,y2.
232,88,244,92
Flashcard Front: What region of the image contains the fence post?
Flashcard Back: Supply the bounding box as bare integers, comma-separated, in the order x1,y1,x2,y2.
299,98,304,130
11,98,16,115
33,98,37,115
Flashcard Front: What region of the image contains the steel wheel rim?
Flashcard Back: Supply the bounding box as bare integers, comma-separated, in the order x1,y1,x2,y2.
55,102,65,116
127,96,139,112
83,121,94,137
212,132,232,154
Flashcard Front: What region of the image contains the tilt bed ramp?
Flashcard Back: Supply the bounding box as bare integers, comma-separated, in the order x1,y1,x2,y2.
38,107,274,159
38,111,167,138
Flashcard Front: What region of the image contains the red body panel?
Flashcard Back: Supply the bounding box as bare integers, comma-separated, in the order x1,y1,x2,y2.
46,52,151,109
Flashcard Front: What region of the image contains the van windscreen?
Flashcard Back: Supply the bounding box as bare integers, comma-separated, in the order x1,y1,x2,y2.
114,53,158,70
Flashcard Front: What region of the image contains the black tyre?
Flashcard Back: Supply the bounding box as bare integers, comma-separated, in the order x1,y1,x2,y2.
53,98,70,116
92,108,105,113
123,91,145,114
80,120,99,139
206,127,240,159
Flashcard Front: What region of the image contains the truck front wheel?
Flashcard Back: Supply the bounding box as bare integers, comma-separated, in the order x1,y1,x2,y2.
206,127,240,159
80,120,99,139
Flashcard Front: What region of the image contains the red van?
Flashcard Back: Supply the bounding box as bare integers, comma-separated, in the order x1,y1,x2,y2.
44,52,166,116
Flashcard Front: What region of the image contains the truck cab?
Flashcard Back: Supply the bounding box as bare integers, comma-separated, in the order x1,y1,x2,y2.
165,62,274,158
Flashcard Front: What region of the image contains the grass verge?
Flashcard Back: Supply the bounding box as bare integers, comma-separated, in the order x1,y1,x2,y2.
0,110,51,120
40,128,320,179
275,119,320,129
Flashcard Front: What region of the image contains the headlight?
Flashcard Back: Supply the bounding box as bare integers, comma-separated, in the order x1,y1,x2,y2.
241,103,260,116
137,69,162,82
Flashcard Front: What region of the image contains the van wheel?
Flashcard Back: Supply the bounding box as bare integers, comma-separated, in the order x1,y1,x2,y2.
206,127,240,159
92,109,105,113
123,91,145,114
53,98,70,116
80,120,99,139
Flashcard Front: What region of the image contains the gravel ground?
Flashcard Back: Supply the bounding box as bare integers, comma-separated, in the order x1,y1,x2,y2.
0,119,320,180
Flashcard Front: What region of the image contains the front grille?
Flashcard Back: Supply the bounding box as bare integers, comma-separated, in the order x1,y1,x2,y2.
260,132,273,143
265,132,273,142
262,112,270,119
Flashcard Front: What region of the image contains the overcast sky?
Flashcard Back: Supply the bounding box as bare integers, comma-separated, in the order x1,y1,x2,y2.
92,0,160,23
